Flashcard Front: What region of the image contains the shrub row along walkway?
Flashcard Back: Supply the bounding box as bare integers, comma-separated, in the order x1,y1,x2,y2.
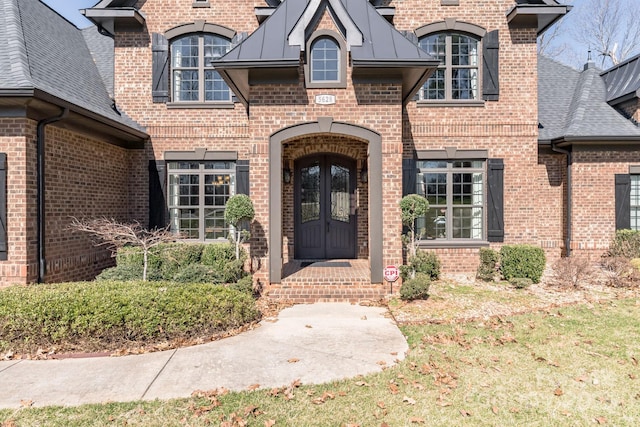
0,303,407,409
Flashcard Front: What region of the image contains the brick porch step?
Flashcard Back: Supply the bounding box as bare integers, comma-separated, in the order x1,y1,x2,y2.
266,259,392,303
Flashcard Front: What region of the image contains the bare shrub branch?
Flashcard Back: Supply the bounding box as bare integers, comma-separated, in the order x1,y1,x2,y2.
69,217,178,281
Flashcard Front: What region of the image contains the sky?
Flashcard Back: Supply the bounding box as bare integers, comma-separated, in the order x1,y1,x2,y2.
43,0,640,70
42,0,96,29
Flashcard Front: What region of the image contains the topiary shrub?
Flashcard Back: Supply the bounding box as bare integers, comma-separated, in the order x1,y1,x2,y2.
509,277,533,289
499,244,546,284
399,273,431,301
400,194,429,258
476,248,499,281
400,250,440,280
608,229,640,259
224,194,255,260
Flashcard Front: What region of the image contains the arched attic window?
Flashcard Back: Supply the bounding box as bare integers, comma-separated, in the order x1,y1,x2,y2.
416,21,499,103
305,30,347,89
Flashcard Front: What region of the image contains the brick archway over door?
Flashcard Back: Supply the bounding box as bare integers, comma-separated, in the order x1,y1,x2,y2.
269,118,382,284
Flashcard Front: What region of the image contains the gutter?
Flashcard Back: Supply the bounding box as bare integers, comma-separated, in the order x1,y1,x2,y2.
36,108,69,283
551,143,572,256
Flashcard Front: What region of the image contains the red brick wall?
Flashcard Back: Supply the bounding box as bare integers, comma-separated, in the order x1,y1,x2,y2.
112,0,544,281
0,118,37,284
570,147,640,258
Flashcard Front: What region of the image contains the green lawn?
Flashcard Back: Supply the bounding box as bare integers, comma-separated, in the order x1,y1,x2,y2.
2,297,638,426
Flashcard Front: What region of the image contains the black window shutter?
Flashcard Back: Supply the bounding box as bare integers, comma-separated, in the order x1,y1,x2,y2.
236,160,250,196
615,174,631,230
402,158,416,196
482,29,499,101
487,158,504,242
149,160,169,229
0,154,7,260
152,33,169,103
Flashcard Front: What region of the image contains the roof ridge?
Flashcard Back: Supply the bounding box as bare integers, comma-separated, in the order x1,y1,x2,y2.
0,0,33,88
565,66,597,135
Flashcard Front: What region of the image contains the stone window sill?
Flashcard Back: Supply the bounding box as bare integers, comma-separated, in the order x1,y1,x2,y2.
167,102,235,109
416,100,485,108
418,240,490,249
192,1,210,8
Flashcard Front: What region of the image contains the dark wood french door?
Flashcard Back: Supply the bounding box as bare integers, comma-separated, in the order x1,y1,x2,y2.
294,155,357,259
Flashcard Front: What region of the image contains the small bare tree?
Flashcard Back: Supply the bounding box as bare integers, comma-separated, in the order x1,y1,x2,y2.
69,217,178,281
572,0,640,67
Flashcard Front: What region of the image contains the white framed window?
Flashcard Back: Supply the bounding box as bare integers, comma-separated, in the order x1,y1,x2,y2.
310,37,340,83
631,175,640,230
416,160,485,240
167,161,236,240
171,34,231,102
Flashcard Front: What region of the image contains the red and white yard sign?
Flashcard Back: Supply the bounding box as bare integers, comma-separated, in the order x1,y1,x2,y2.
383,265,399,282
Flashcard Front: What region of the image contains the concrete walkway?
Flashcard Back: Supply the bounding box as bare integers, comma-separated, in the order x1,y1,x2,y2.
0,303,408,409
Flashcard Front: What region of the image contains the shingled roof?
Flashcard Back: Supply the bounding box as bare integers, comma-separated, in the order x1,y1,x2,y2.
0,0,145,141
538,55,640,144
213,0,439,106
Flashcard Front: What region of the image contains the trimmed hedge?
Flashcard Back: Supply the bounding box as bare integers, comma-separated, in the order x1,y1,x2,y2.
99,242,246,284
0,281,260,353
499,244,546,284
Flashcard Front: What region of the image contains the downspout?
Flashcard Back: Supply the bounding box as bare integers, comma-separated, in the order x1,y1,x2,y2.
551,143,572,256
36,108,69,283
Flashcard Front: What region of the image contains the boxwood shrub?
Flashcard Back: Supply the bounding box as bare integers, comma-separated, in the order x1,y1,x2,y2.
499,244,546,284
609,229,640,259
399,273,431,301
0,281,260,354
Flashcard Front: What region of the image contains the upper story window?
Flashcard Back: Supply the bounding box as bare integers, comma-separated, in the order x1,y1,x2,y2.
310,37,340,82
419,32,480,101
171,34,232,102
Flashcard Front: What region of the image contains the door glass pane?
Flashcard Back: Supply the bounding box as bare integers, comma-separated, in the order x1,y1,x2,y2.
331,164,350,223
300,163,320,223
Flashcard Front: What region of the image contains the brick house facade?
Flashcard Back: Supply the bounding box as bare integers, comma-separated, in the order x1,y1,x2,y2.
1,0,639,301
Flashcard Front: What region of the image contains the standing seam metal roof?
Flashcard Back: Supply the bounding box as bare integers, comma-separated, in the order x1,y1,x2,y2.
600,54,640,104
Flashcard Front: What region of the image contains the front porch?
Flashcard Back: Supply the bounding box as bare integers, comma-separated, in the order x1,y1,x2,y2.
265,259,391,303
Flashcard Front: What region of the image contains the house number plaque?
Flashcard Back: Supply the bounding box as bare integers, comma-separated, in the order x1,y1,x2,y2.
315,94,336,105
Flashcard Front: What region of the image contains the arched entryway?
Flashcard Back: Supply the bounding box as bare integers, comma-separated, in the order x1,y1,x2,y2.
268,118,382,284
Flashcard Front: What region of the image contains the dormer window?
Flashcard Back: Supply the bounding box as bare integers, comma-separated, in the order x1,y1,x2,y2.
171,34,232,102
311,37,339,82
304,30,347,89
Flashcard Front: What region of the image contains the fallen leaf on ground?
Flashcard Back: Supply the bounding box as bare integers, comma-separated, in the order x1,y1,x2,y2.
287,358,300,363
491,406,499,414
460,409,472,417
264,421,276,427
554,387,564,396
409,417,425,424
595,416,608,424
19,400,33,408
248,384,260,391
403,396,416,405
